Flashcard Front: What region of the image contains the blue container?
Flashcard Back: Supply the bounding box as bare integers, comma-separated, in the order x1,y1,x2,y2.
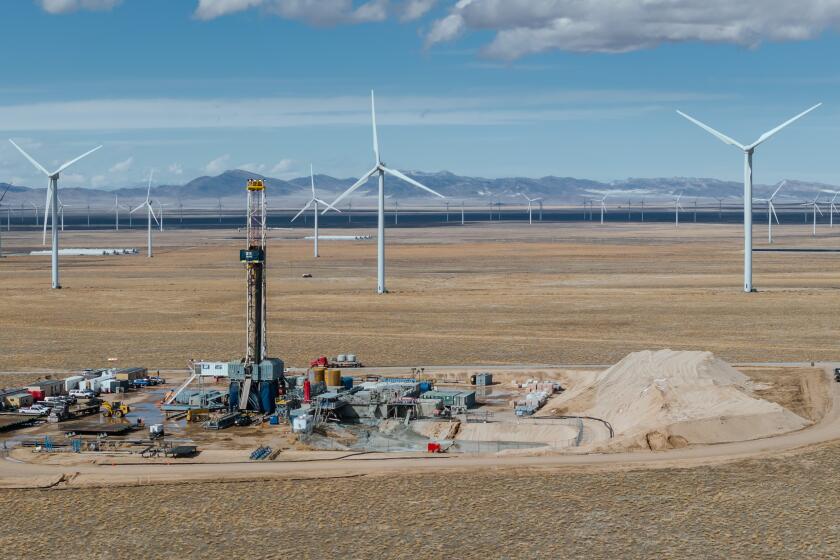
341,376,353,390
419,381,432,393
269,415,280,425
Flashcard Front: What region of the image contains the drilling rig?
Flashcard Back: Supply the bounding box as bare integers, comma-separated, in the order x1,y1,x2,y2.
227,179,284,414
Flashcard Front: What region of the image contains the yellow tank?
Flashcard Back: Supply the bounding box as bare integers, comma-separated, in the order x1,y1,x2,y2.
313,368,326,384
325,369,341,387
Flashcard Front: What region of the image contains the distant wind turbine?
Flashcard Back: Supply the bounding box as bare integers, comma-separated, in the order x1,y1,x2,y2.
131,171,159,257
755,181,785,244
290,164,340,257
324,91,446,294
520,193,542,225
599,194,608,225
677,103,821,292
830,191,840,229
802,194,823,237
673,193,685,227
8,139,102,288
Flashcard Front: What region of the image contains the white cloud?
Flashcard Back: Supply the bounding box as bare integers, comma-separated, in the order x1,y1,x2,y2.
239,162,267,173
91,174,108,187
270,159,295,175
426,0,840,59
37,0,122,14
194,0,389,24
108,156,133,173
399,0,437,22
168,162,184,175
204,154,230,175
0,90,727,131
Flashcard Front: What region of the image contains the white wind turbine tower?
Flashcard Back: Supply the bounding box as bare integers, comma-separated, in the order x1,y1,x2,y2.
29,202,39,226
111,196,123,230
599,194,608,225
131,171,159,257
325,90,446,294
157,201,170,232
673,192,685,227
802,194,823,237
9,139,102,288
677,103,821,292
291,164,341,258
755,181,784,244
828,191,840,228
520,193,542,224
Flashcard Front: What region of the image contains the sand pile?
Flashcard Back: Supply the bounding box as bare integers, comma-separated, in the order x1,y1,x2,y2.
546,349,810,450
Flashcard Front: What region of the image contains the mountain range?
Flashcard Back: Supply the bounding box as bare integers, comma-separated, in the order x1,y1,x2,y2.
0,170,836,210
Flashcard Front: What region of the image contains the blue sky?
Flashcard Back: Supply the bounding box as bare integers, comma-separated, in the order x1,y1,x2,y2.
1,0,839,190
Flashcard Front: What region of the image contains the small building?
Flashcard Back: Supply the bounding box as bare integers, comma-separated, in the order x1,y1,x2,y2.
475,373,493,386
420,389,476,409
195,362,230,378
114,367,148,382
2,391,34,409
27,379,64,398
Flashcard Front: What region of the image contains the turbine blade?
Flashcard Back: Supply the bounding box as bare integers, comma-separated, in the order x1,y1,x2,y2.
323,166,378,214
310,164,316,197
149,205,159,225
146,169,154,201
770,202,780,224
315,198,342,214
9,139,50,176
130,204,144,214
676,111,745,150
371,90,380,163
749,103,822,150
291,200,313,222
382,166,445,199
0,185,9,204
55,145,103,174
770,180,786,200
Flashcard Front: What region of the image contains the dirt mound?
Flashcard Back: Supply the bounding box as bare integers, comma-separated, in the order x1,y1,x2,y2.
549,350,810,449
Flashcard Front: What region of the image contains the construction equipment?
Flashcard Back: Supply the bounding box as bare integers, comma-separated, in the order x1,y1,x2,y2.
310,354,363,368
100,401,130,418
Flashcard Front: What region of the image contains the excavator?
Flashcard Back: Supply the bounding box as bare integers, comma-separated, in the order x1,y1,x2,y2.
101,401,131,418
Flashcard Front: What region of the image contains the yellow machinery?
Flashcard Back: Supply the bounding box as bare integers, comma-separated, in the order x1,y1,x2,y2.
101,401,131,418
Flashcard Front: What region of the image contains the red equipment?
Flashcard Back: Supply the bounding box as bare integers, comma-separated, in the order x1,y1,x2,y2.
303,379,311,403
310,356,329,368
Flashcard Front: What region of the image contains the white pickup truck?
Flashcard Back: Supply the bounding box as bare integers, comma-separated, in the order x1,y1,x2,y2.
18,405,49,416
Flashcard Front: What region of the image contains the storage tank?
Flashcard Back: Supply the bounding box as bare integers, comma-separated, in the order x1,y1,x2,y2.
341,376,353,390
325,369,341,387
313,368,326,384
346,354,356,363
64,376,85,392
337,354,347,363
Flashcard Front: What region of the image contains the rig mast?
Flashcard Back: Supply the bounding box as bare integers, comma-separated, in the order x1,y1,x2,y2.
244,179,267,366
227,179,284,414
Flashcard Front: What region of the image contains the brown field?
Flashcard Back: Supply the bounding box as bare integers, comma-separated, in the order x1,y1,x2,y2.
2,442,840,559
3,220,840,558
2,221,840,371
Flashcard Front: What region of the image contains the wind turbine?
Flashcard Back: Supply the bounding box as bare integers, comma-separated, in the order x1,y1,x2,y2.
830,191,840,229
445,201,449,222
756,181,784,244
111,196,122,230
393,200,398,225
802,194,823,237
640,199,645,222
290,164,340,258
324,91,446,294
538,200,543,221
461,201,465,225
599,194,608,225
131,171,159,257
8,139,102,288
157,201,170,232
217,198,223,224
673,193,685,227
677,103,821,292
520,193,542,225
29,202,39,226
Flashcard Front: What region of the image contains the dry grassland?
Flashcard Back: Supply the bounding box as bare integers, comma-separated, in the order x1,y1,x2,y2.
1,442,840,559
2,222,840,371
